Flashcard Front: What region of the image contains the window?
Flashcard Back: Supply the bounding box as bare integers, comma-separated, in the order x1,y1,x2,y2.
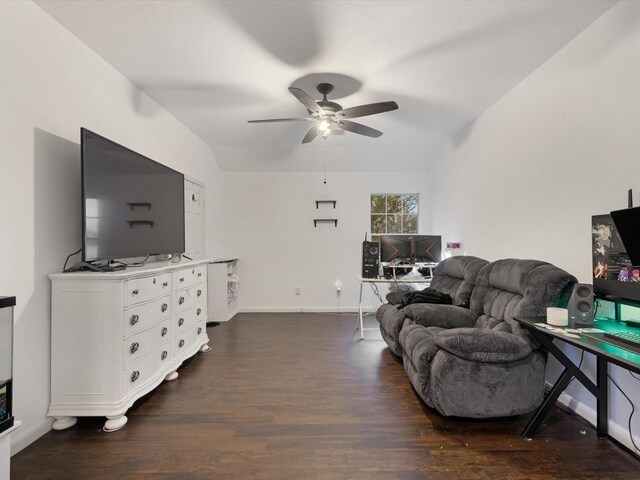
370,194,418,234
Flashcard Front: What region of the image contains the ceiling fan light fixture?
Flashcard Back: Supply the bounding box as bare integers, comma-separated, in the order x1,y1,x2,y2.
319,120,330,132
249,83,398,143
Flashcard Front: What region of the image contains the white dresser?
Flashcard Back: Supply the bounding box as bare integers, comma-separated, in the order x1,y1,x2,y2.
48,260,210,432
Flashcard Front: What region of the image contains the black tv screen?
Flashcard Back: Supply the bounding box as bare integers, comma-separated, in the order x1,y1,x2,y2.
611,207,640,267
81,128,185,262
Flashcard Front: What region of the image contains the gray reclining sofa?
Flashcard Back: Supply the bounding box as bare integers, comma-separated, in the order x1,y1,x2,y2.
377,257,576,418
376,255,488,356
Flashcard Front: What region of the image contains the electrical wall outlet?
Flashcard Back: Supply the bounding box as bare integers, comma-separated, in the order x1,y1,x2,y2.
295,286,301,295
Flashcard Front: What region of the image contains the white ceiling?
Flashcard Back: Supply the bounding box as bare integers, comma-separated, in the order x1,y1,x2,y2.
35,0,615,172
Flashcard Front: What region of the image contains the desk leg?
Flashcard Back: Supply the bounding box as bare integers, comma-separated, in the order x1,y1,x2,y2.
522,368,573,438
358,282,364,340
597,357,609,438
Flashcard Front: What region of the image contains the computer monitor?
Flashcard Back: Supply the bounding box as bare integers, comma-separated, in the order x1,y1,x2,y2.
610,206,640,266
380,235,412,263
413,235,442,263
379,235,442,263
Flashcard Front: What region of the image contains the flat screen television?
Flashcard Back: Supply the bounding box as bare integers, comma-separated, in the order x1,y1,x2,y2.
380,235,442,263
81,128,185,263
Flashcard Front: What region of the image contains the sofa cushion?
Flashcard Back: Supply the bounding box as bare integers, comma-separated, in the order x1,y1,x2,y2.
403,303,478,329
469,259,576,343
386,290,412,305
430,256,488,307
435,328,532,363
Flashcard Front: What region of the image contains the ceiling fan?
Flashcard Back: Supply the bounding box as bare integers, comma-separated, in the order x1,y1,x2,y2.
248,83,398,143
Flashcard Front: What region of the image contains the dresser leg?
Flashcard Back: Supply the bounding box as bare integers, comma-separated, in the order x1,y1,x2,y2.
52,416,77,430
200,343,211,352
164,371,179,381
103,415,127,432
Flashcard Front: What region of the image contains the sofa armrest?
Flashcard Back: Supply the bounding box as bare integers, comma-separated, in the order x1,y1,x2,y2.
435,328,532,363
404,304,477,329
385,289,415,305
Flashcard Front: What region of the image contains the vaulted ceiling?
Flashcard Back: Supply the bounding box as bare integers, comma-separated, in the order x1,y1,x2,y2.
36,0,615,172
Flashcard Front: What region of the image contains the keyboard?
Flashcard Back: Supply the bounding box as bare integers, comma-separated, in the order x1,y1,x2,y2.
603,331,640,350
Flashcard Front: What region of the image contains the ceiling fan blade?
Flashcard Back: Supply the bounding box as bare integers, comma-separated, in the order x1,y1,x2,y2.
337,101,398,119
335,120,383,138
248,118,313,123
302,124,319,143
289,87,325,115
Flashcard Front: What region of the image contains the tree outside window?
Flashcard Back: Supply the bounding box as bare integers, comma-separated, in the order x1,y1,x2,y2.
371,194,418,235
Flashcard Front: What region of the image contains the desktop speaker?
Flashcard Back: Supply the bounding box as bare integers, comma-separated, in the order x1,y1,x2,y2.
568,283,594,326
362,241,380,279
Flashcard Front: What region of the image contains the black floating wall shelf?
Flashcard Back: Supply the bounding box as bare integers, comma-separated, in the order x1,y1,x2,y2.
315,200,337,209
127,220,154,228
314,219,338,227
127,202,152,211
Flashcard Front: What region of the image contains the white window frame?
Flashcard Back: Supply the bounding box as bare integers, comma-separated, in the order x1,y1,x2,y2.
370,193,419,235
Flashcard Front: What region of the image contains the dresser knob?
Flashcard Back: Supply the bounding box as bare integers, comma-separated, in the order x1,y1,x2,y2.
180,277,185,283
197,327,202,335
161,327,168,337
130,314,139,326
197,273,202,278
161,351,168,360
130,342,139,354
197,308,201,316
132,289,139,296
179,296,185,305
161,303,168,313
192,194,196,202
197,290,202,297
153,278,156,285
178,318,184,327
131,371,140,383
179,339,185,348
163,281,168,287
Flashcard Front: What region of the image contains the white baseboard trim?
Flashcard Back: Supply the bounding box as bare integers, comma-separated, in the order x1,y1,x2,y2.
238,306,378,314
11,418,52,456
547,381,637,453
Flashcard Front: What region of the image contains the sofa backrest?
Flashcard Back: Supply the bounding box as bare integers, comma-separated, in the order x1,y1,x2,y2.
430,256,489,307
470,259,577,342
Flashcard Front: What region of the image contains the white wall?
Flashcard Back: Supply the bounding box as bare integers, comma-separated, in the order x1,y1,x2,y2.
0,1,220,453
216,171,431,312
431,1,640,453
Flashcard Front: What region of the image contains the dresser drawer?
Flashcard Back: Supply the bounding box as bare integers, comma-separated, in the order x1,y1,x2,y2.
123,318,170,366
174,285,205,312
175,323,205,355
126,345,171,394
124,273,172,307
196,320,206,339
174,266,205,289
124,296,171,335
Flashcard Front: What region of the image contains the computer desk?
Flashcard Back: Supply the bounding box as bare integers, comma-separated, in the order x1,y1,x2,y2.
356,275,432,339
514,316,640,439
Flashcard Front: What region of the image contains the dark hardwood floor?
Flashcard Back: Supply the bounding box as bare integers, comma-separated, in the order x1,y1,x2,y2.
11,313,640,479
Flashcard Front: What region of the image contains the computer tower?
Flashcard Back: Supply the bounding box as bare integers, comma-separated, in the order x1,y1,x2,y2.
362,241,380,278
